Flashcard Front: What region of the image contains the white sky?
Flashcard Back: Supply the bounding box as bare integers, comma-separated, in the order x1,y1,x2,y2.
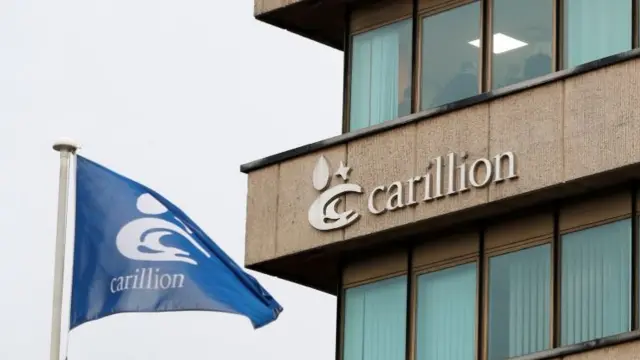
0,0,343,358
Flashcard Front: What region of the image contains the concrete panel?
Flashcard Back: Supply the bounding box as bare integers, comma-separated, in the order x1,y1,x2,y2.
485,212,553,251
276,145,346,256
564,60,640,181
243,56,640,268
413,232,478,269
414,104,490,222
489,82,564,201
351,0,412,33
564,341,640,360
343,250,408,287
345,125,417,240
245,165,279,266
255,0,303,15
419,0,476,12
560,191,631,232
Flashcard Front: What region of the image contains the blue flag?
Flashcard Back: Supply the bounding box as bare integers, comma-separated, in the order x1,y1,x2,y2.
70,155,282,330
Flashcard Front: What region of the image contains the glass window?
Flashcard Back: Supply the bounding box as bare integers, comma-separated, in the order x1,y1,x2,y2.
564,0,632,68
349,19,413,131
492,0,553,89
421,2,480,110
416,262,476,360
561,219,632,346
488,244,551,360
342,275,407,360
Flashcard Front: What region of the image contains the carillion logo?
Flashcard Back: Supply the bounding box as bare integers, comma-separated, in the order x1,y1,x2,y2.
307,151,518,231
109,194,211,294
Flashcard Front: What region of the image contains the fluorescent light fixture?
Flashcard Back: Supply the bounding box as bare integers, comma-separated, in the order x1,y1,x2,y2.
469,33,528,54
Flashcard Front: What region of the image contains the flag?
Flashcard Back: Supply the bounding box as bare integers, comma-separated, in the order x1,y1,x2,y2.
69,155,282,330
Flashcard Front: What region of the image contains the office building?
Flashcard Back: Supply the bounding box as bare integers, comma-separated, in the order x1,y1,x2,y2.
242,1,640,359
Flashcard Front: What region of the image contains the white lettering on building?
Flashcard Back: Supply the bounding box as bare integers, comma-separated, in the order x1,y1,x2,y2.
308,151,518,231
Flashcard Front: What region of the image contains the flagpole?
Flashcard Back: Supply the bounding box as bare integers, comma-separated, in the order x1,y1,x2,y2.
51,138,79,360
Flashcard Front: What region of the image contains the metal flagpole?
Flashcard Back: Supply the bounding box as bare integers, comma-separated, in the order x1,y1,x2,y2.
50,138,79,360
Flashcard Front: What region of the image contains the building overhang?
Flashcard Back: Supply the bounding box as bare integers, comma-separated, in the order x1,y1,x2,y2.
240,49,640,295
254,0,351,50
249,165,640,295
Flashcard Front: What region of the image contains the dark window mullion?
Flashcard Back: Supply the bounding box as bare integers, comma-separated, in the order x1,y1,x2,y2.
631,184,638,331
406,243,414,360
552,207,561,348
556,0,564,70
342,7,351,134
552,0,560,71
480,0,492,92
410,0,419,114
478,227,486,360
632,0,638,49
336,257,344,360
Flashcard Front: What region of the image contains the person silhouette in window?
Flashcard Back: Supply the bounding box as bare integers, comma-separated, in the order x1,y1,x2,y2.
523,52,552,80
432,61,478,108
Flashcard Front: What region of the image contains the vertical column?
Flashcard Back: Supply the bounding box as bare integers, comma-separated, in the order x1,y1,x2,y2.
477,227,486,360
335,257,344,360
410,0,419,114
552,0,559,71
405,243,415,360
480,0,493,92
631,184,638,330
342,6,352,134
632,0,638,49
555,0,565,70
552,207,561,348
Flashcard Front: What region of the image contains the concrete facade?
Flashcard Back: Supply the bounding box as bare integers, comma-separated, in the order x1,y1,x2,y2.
243,57,640,268
246,1,640,359
254,0,304,16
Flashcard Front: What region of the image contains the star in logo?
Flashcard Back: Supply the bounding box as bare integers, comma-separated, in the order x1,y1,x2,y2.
308,156,362,231
334,161,351,181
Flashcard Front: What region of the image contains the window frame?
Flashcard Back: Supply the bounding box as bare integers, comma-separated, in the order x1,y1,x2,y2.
337,187,640,360
339,249,409,360
487,0,558,90
414,260,479,360
411,232,481,360
342,0,640,134
560,0,635,70
343,0,414,133
484,213,554,360
416,0,483,112
557,192,634,347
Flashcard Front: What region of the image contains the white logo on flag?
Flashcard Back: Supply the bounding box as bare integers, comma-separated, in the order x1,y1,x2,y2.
115,193,210,265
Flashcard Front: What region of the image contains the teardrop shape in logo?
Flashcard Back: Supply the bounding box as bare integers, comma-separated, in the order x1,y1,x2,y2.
312,155,331,191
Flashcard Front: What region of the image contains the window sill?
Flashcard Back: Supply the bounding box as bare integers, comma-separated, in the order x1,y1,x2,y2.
512,330,640,360
240,47,640,174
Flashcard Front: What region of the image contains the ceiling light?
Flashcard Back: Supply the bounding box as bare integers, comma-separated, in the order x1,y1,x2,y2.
469,33,528,54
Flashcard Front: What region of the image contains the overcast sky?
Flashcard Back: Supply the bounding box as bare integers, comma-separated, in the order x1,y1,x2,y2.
0,0,343,358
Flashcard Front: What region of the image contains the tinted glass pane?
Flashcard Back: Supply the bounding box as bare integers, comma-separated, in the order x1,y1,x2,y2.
488,245,551,360
561,219,631,346
421,2,480,110
564,0,632,68
350,20,413,131
492,0,553,89
416,263,476,360
343,276,407,360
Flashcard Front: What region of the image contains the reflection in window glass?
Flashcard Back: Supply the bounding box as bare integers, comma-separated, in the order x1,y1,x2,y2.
492,0,553,89
416,263,476,360
564,0,632,68
488,245,551,360
421,2,480,110
342,276,407,360
561,219,631,346
349,19,413,131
